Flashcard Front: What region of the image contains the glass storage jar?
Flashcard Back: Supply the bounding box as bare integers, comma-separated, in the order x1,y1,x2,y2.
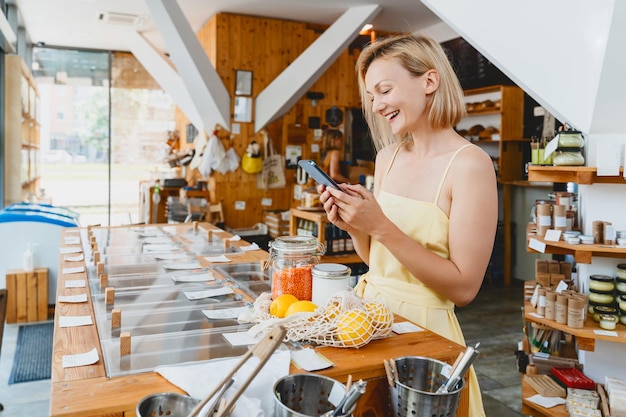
589,274,615,292
553,148,585,166
593,305,618,323
617,263,626,280
599,314,618,330
267,236,325,301
557,131,585,148
311,263,351,306
617,276,626,295
588,289,615,306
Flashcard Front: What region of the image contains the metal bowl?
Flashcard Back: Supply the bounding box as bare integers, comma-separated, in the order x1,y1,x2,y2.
136,392,199,417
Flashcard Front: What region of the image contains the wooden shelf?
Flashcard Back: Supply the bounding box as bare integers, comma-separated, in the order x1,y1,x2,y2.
528,165,626,185
521,378,568,417
524,301,626,351
322,252,363,264
527,233,626,264
290,208,361,263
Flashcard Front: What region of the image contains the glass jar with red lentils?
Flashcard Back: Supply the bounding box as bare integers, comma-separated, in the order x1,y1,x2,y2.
267,236,325,301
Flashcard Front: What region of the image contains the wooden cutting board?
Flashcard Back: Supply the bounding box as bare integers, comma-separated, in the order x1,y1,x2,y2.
524,374,567,398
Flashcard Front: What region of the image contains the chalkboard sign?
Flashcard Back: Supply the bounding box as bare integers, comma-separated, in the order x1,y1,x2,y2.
442,37,514,90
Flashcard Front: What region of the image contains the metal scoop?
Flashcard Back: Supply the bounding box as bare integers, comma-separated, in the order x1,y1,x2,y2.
435,342,480,394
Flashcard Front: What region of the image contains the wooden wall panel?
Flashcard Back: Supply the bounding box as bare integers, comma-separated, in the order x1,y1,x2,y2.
179,13,364,229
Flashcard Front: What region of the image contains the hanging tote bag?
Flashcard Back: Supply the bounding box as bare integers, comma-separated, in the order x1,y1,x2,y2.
241,140,263,174
257,131,286,190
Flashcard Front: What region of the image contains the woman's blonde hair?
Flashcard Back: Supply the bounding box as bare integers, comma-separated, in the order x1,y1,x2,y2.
356,34,466,151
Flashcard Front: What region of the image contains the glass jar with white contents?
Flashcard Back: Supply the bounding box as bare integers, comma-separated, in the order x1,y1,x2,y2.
311,263,351,307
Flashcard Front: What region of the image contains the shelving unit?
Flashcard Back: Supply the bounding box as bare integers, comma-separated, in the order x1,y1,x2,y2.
289,208,362,264
528,165,626,185
521,301,624,416
459,85,526,286
521,379,568,417
523,165,626,416
459,85,526,182
4,54,40,205
524,301,626,351
527,234,626,263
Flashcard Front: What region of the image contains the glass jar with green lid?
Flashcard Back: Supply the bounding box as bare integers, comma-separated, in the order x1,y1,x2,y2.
617,276,626,295
599,314,618,330
588,289,615,306
553,148,585,166
557,131,584,148
593,305,618,323
589,274,615,292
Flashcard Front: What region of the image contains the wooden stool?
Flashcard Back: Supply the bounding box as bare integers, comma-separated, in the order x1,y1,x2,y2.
5,268,48,323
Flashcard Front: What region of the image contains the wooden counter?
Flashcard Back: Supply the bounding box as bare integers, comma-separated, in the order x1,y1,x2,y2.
50,223,469,417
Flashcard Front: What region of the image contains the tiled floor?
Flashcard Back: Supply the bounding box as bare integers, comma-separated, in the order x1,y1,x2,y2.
0,280,526,416
458,278,526,417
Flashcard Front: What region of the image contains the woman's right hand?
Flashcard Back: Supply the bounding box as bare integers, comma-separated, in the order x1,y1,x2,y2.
318,184,350,231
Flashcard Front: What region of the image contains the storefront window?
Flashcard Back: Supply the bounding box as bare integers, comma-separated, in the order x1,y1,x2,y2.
33,47,176,226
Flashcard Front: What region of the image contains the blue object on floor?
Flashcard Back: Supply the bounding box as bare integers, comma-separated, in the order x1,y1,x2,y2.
8,322,54,384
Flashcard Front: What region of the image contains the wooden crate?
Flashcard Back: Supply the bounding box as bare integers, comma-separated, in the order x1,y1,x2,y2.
5,268,48,323
264,210,290,238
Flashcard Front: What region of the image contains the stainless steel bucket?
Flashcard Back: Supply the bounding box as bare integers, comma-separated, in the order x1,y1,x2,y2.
389,356,465,417
274,373,354,417
136,392,199,417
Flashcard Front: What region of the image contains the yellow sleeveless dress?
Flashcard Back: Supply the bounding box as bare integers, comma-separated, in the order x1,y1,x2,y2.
355,142,486,417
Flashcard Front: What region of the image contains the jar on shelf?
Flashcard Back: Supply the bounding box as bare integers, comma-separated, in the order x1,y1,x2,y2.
592,305,618,323
617,265,626,294
588,289,615,306
553,147,585,166
599,314,618,330
557,131,585,148
266,236,325,301
589,274,615,292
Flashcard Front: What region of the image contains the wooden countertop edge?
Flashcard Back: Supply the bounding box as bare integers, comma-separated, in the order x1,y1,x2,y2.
50,327,465,417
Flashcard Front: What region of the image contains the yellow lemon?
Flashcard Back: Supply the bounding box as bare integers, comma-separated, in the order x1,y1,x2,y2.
321,302,342,322
284,300,318,317
270,294,299,318
336,309,373,347
363,301,391,326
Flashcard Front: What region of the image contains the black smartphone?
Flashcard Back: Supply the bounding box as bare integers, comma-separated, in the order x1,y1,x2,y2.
297,160,342,191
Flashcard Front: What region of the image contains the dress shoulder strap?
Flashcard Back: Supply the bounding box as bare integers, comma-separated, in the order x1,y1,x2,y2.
432,143,473,204
381,140,408,183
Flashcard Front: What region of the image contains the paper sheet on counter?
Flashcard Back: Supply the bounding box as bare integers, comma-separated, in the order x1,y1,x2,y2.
155,350,290,417
59,315,93,327
204,255,230,263
184,287,233,300
172,271,215,282
62,348,99,368
58,293,88,303
62,266,85,274
60,246,82,254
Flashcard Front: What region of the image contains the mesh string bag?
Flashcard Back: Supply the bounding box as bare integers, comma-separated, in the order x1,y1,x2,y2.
248,290,393,348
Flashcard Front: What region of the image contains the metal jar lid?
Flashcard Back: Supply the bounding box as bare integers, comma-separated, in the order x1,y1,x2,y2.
312,263,351,279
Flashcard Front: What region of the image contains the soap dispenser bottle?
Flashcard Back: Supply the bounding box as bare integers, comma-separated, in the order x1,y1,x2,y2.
23,243,34,272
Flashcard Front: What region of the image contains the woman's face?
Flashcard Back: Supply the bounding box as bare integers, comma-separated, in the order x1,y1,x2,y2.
364,57,432,136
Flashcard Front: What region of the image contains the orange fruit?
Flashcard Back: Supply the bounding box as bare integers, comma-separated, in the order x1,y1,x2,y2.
336,309,372,347
284,300,318,317
270,294,299,318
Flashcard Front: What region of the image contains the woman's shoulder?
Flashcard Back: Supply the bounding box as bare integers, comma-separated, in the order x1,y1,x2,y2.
450,141,496,179
375,141,403,164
